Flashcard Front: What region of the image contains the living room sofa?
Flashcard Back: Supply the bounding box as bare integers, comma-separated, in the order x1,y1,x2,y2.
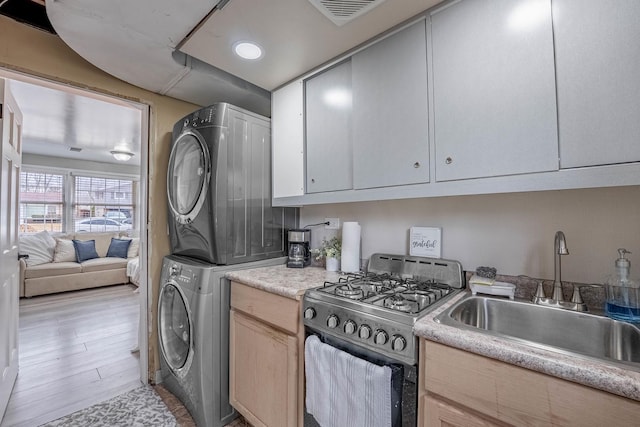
19,230,139,298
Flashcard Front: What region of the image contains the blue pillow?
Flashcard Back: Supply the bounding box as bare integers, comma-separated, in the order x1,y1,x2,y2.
72,239,99,262
106,238,132,259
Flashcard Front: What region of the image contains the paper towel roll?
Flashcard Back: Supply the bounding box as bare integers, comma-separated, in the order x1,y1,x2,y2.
341,222,361,273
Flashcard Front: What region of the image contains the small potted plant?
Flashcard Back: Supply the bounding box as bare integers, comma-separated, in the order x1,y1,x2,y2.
312,237,342,272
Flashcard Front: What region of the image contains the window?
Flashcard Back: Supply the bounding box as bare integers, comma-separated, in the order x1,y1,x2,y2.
19,171,64,233
73,176,134,232
19,169,137,234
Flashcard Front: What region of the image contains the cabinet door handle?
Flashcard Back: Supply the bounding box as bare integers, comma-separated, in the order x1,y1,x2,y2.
311,178,315,183
413,162,420,168
445,157,453,164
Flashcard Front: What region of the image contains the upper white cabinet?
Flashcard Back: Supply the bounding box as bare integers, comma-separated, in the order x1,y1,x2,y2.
271,0,640,207
554,0,640,168
352,20,430,189
431,0,559,181
272,79,304,198
305,60,353,193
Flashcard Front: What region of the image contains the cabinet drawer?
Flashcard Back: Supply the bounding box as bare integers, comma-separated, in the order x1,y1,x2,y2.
230,281,300,335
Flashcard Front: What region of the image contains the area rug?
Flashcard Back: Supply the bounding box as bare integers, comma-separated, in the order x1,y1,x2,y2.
40,385,177,427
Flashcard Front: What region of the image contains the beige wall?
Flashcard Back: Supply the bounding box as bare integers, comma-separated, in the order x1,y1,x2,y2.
302,186,640,285
0,16,198,378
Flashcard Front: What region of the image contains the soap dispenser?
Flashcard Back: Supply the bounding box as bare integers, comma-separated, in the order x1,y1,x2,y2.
605,248,640,323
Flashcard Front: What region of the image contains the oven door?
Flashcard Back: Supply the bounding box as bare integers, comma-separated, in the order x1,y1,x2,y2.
304,329,416,427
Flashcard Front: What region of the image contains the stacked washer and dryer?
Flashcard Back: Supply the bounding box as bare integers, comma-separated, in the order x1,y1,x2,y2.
158,103,297,427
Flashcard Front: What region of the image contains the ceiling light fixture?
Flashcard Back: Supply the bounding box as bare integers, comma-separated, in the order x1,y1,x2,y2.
110,150,134,161
233,41,263,60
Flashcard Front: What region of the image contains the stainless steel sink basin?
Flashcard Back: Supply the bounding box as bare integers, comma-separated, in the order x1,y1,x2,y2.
435,295,640,370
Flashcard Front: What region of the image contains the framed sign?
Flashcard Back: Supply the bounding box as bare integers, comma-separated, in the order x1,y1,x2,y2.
409,227,442,258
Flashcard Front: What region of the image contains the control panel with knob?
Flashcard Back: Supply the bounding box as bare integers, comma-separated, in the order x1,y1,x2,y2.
358,325,372,340
374,329,389,345
343,320,357,335
169,265,180,277
301,294,420,364
326,314,340,329
391,334,407,351
304,307,316,320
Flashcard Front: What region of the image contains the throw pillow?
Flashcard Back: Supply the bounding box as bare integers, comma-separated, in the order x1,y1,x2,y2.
53,238,76,263
19,230,56,266
127,237,140,258
72,239,100,263
75,232,117,257
106,238,132,259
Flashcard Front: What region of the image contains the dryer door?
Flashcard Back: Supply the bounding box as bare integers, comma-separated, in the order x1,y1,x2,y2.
167,131,210,224
158,282,193,375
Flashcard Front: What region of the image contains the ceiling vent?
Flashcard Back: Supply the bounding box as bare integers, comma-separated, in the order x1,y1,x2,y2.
308,0,387,26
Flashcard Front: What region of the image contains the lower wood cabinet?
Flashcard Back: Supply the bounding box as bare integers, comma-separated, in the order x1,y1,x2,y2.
423,394,505,427
418,339,640,427
229,282,303,427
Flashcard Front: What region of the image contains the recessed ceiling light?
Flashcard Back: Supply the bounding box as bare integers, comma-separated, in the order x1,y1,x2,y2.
233,41,263,60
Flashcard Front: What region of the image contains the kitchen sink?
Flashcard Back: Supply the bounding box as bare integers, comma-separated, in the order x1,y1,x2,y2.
434,295,640,371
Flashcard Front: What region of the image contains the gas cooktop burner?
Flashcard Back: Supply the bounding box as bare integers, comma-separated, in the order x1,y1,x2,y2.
319,272,454,315
383,295,414,312
335,284,364,300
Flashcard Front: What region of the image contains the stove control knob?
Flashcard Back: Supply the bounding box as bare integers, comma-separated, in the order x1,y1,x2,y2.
374,330,389,345
303,307,316,320
391,335,407,351
327,314,340,329
358,325,372,340
343,320,357,335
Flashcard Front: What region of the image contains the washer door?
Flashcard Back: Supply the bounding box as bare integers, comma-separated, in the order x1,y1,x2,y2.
167,130,210,224
158,282,193,375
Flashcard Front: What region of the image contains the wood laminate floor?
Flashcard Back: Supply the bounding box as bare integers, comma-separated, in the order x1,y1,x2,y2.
1,284,142,427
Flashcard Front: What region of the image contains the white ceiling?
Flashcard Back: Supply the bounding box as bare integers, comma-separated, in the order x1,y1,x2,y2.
44,0,444,116
9,79,142,166
181,0,443,91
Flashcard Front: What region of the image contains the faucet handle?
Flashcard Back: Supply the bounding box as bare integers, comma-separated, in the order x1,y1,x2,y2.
569,284,595,312
533,281,546,303
570,284,584,304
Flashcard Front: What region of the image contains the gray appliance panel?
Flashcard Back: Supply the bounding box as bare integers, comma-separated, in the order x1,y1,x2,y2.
167,103,298,265
159,255,286,427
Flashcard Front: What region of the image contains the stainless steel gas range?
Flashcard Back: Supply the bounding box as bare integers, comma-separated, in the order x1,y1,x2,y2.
303,253,465,365
302,254,464,427
303,253,465,426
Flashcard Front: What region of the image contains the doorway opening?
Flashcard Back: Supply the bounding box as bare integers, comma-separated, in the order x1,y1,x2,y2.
0,67,150,426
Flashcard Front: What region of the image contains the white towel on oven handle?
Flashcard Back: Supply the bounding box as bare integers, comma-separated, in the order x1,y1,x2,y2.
305,335,392,427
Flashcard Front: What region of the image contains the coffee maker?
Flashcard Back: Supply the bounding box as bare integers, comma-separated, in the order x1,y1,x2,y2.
287,229,311,268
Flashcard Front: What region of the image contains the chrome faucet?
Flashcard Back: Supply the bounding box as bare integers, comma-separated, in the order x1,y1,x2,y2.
552,231,569,301
532,231,588,311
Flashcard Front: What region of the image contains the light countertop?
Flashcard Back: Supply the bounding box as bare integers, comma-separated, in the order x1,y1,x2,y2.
414,291,640,402
225,264,340,300
226,264,640,402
